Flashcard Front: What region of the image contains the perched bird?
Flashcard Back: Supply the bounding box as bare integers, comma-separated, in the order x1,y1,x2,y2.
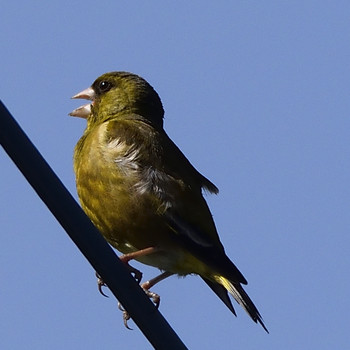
70,71,268,332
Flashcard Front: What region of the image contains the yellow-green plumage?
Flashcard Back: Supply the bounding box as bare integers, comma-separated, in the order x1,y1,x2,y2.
71,71,267,332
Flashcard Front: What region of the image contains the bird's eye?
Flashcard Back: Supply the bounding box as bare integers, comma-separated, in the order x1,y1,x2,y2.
98,80,112,93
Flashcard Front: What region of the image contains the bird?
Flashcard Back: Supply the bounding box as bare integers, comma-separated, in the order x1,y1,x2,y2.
70,71,268,332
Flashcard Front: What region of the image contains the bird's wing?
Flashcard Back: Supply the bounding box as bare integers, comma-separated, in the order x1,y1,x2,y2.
103,119,247,284
160,132,219,195
159,133,247,284
164,207,247,285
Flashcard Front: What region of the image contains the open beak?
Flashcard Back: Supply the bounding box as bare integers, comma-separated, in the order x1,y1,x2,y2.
69,86,96,118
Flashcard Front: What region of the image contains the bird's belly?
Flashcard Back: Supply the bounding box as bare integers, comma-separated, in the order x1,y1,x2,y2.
78,182,158,246
78,183,207,274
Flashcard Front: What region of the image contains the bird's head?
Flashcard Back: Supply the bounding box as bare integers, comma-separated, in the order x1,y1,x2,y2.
70,72,164,129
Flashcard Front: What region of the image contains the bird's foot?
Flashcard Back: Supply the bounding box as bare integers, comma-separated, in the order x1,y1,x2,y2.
94,262,143,298
119,247,158,283
142,288,160,309
95,272,109,297
141,279,162,308
117,286,160,329
118,302,132,330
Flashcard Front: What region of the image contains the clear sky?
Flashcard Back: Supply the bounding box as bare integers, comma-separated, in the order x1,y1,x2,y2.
1,1,349,349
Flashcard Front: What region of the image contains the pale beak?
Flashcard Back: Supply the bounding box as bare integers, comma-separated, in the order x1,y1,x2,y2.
69,86,96,118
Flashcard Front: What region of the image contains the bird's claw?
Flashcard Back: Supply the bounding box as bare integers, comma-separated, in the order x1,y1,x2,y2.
118,302,132,330
95,272,109,297
143,288,160,309
117,288,160,329
95,266,142,298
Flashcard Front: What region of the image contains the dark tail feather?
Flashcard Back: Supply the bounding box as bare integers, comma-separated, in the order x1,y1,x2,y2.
202,277,236,316
226,280,269,333
205,276,269,333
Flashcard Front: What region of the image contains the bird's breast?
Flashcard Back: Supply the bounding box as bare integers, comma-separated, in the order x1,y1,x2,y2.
74,123,177,254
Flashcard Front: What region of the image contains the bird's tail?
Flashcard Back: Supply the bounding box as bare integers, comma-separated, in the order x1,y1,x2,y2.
205,275,268,333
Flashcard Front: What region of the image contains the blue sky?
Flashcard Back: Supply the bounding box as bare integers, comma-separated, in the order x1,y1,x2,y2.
1,1,349,349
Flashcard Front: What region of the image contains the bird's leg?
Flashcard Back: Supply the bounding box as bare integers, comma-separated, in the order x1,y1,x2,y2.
118,247,168,329
95,247,158,297
141,271,174,308
119,247,158,283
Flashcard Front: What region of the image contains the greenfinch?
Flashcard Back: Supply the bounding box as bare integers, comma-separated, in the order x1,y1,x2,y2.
70,71,267,332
